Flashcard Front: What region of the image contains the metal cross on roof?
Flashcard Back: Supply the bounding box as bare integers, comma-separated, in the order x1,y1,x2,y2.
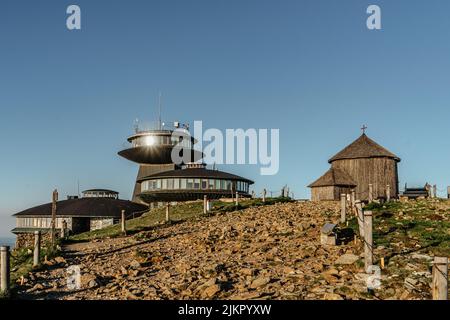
361,124,367,134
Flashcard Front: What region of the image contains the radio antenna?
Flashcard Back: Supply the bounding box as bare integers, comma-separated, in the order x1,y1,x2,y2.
158,91,162,130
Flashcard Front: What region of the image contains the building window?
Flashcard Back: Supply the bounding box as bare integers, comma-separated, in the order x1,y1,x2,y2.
174,178,179,189
201,179,207,189
208,179,215,189
215,179,221,190
226,181,232,191
181,178,187,189
187,179,194,189
167,179,174,190
194,179,200,189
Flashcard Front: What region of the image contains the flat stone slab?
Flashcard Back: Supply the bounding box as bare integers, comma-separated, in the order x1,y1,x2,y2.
335,253,359,265
321,223,337,235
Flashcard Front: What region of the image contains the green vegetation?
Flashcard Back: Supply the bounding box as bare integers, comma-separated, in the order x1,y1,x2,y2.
1,241,61,299
68,197,294,242
348,199,449,257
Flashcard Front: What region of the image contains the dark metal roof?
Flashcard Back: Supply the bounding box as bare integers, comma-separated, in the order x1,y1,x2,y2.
308,168,357,188
329,134,400,163
13,198,148,218
138,167,254,184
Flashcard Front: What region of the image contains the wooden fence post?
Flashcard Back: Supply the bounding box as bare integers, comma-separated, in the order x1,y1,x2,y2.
432,257,448,300
51,189,58,248
0,246,10,295
203,195,208,214
351,189,355,208
235,192,239,206
61,220,67,239
433,185,437,199
355,200,365,238
33,231,41,268
262,189,266,203
386,184,391,202
121,209,126,234
340,194,346,224
165,203,170,223
368,184,373,202
364,210,373,273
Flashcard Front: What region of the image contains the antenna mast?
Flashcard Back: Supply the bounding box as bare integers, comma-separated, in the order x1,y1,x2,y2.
158,91,162,130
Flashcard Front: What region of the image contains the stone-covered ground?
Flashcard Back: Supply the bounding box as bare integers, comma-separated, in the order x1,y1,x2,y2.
14,199,449,300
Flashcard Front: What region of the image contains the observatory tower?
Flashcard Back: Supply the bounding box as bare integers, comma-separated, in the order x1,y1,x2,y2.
118,119,202,203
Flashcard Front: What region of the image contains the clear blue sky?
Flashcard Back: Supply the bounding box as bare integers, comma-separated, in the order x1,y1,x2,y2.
1,0,450,237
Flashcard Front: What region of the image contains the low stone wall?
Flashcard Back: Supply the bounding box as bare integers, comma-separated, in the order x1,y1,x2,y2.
90,218,114,231
16,230,61,249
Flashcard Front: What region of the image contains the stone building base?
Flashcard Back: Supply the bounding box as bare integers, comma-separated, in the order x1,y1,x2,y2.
15,231,61,249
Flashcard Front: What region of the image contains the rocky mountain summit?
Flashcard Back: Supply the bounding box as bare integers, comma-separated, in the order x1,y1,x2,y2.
15,200,449,300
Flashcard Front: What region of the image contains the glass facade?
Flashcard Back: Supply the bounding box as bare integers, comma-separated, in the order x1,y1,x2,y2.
132,134,192,148
83,191,118,199
141,178,250,193
16,217,68,229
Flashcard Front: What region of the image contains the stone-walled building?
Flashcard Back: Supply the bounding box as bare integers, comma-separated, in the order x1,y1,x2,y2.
12,189,148,248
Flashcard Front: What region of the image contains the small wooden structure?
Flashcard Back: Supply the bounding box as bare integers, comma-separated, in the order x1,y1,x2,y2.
308,168,356,201
402,184,429,199
309,132,400,201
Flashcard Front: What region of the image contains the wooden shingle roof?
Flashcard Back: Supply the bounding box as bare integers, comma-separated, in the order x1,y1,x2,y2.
308,168,356,188
328,134,400,163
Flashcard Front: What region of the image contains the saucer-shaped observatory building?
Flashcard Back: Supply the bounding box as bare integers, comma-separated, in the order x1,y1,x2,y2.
118,121,203,203
119,121,254,204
